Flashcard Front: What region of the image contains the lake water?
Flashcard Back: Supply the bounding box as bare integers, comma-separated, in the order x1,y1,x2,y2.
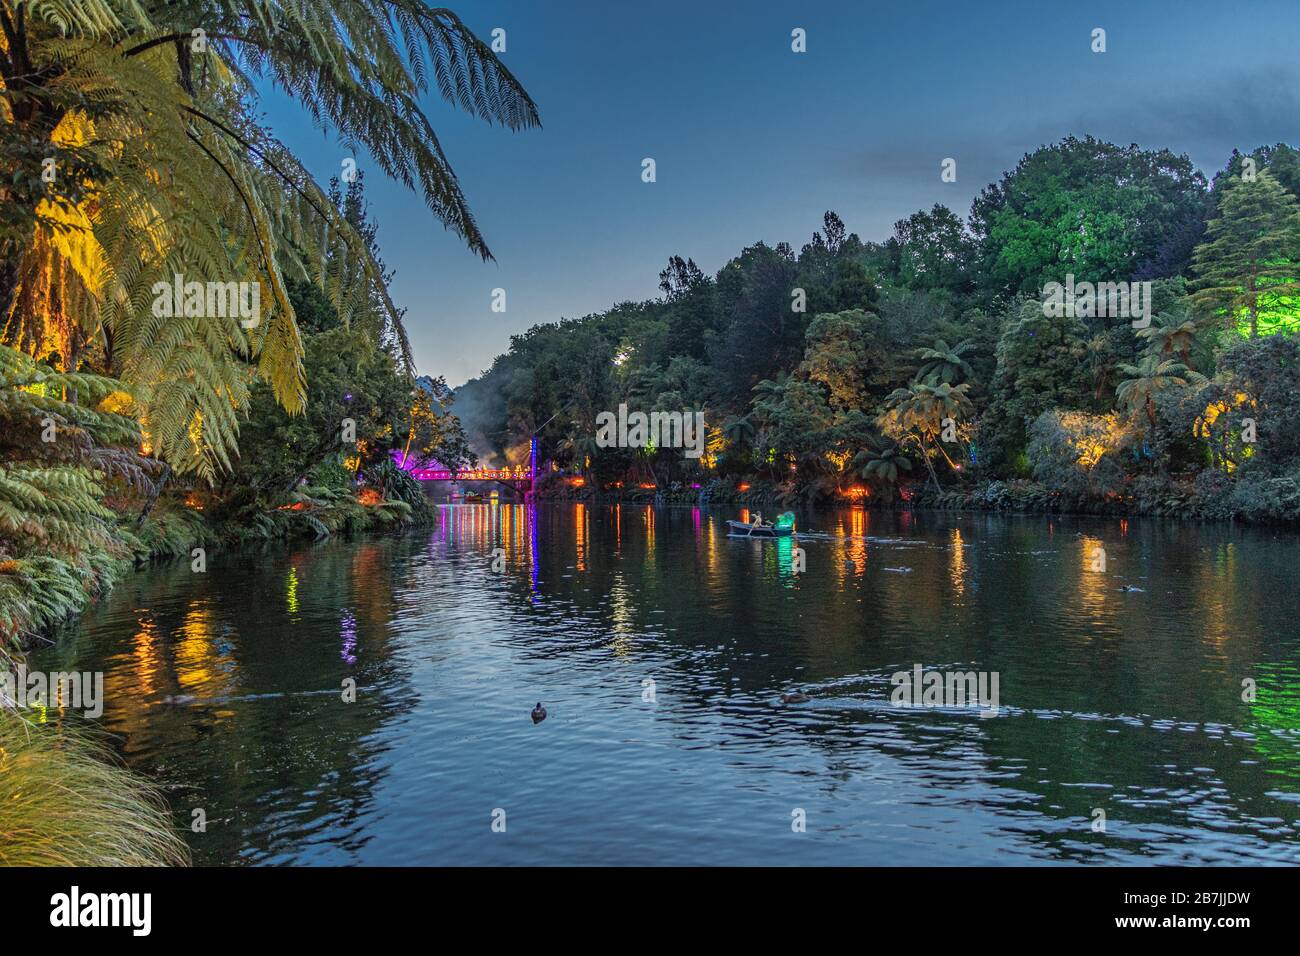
29,504,1300,865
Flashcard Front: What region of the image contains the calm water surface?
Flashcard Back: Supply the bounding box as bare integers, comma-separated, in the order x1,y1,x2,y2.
31,505,1300,865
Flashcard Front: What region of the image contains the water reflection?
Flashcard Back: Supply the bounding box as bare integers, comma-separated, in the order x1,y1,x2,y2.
949,528,966,599
30,503,1300,865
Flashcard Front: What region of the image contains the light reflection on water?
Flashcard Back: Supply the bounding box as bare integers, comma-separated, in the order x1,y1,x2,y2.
29,504,1300,865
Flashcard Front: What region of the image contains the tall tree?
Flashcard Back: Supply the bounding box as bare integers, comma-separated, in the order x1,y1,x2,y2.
1191,171,1300,337
970,136,1207,300
888,204,973,294
711,242,800,406
659,256,718,360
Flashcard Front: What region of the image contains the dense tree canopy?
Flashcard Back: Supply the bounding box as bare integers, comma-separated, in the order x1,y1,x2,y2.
459,135,1300,521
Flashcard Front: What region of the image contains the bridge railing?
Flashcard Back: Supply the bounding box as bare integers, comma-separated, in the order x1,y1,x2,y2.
410,468,532,482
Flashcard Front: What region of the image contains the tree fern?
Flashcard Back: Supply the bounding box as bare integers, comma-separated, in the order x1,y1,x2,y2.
2,1,538,480
0,344,148,651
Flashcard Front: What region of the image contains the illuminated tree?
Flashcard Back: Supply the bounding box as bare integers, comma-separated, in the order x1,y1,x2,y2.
0,0,538,478
877,381,972,491
1027,410,1124,497
799,309,881,408
1192,171,1300,337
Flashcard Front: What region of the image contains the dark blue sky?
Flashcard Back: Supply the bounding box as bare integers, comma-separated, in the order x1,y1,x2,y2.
260,0,1300,385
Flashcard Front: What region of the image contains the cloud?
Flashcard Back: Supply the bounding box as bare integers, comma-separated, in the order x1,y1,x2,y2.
838,65,1300,237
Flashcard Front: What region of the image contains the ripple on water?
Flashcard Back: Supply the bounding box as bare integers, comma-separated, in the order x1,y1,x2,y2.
28,506,1300,865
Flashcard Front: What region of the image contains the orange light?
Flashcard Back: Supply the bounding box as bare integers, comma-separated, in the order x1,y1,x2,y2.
737,482,750,492
358,488,382,505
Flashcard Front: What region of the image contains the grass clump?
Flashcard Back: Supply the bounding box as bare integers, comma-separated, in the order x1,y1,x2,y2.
0,711,189,867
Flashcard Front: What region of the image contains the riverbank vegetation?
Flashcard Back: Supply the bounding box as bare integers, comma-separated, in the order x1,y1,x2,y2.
459,138,1300,523
1,0,528,867
1,2,530,656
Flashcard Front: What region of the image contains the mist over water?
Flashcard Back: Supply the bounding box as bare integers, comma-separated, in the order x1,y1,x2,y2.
30,505,1300,865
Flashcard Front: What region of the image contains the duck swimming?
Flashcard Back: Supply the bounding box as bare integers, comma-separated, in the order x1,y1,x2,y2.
780,691,810,704
531,702,547,723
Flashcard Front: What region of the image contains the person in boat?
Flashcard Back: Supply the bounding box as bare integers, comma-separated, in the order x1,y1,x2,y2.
752,511,766,528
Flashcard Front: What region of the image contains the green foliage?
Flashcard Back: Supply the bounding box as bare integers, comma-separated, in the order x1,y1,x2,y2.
982,300,1092,471
970,136,1207,300
365,458,432,524
856,442,912,493
1225,468,1300,524
1192,171,1300,337
451,137,1300,527
800,309,882,408
1214,333,1300,470
1027,410,1125,498
0,345,146,651
1115,355,1205,428
1,0,536,479
1138,307,1202,365
916,338,977,385
888,204,973,295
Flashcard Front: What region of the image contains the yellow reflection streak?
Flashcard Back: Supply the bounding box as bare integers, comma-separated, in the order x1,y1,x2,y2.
950,528,966,597
175,600,231,696
1078,535,1110,625
847,507,867,576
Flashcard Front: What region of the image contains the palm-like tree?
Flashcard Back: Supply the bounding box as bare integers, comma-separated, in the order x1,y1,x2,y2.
721,414,754,466
876,381,971,491
1138,311,1200,366
750,375,788,416
1115,356,1206,427
1082,334,1116,401
0,343,151,650
722,414,754,445
855,442,912,490
915,338,976,385
0,1,538,479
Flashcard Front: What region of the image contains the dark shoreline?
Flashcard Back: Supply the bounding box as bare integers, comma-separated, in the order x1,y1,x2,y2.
525,481,1298,527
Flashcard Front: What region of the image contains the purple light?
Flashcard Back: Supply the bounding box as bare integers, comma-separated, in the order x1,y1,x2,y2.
340,609,357,665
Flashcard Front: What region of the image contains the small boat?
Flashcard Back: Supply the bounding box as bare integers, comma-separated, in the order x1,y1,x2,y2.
727,511,796,537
